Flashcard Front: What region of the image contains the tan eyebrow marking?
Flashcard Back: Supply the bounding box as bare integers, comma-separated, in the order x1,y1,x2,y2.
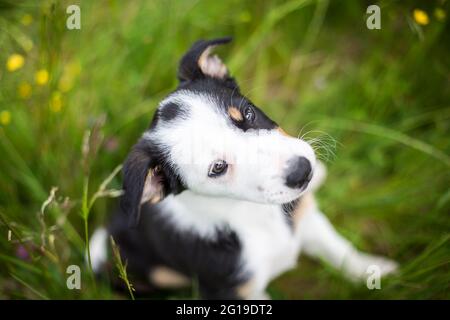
228,106,243,121
277,127,291,137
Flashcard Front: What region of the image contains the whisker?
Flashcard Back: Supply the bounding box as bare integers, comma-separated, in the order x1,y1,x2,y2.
294,126,339,163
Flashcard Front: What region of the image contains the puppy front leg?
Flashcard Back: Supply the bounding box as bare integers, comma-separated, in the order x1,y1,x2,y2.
298,203,398,281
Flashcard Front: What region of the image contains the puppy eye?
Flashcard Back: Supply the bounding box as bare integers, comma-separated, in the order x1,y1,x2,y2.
244,106,255,122
208,160,228,177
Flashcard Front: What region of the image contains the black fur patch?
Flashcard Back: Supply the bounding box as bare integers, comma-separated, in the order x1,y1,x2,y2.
159,102,188,122
228,101,277,132
109,203,248,299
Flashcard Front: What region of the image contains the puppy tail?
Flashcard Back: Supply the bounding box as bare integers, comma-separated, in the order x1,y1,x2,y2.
310,161,327,191
87,227,108,273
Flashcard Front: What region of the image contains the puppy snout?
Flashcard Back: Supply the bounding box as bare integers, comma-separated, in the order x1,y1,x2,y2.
285,156,312,189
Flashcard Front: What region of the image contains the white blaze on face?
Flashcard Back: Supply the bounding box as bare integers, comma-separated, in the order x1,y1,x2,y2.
145,90,316,204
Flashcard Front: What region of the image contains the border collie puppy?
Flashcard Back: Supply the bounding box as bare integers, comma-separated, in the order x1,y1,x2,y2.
90,37,397,299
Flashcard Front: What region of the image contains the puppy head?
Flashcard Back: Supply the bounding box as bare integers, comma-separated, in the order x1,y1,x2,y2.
122,37,316,226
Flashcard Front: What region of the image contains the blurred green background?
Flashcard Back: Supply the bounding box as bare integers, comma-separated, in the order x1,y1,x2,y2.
0,0,449,299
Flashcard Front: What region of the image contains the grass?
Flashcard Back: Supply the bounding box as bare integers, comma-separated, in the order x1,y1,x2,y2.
0,0,449,299
110,236,135,300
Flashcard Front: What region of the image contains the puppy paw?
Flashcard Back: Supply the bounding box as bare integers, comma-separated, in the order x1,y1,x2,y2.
342,251,398,282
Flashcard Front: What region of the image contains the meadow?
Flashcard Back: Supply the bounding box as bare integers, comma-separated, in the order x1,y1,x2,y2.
0,0,448,299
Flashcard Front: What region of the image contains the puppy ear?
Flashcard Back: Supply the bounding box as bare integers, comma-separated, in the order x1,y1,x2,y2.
121,139,165,227
178,37,234,84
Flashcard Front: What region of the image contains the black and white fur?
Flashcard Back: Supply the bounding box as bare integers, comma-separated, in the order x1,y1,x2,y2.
90,37,397,299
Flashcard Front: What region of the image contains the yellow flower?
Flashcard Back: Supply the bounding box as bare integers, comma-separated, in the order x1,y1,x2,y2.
18,82,32,99
6,54,25,72
434,8,446,21
21,14,33,26
35,69,49,85
413,9,429,25
0,110,11,126
50,91,63,113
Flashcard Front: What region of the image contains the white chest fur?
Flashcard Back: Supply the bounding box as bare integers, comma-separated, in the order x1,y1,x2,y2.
159,191,302,292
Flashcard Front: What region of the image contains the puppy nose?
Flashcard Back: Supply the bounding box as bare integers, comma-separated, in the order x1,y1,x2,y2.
285,156,312,189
